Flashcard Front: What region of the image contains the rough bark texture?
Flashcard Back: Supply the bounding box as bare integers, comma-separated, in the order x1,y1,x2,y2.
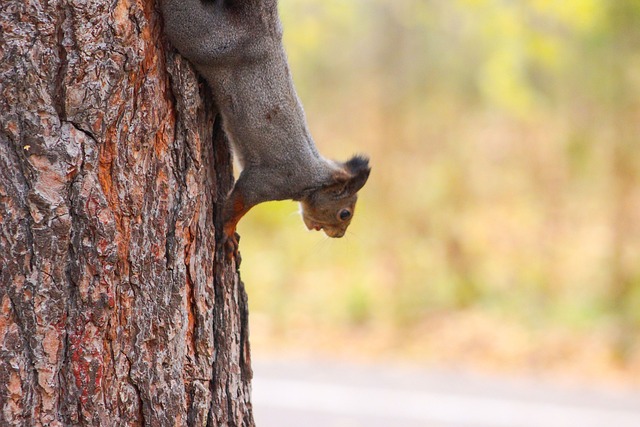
0,1,253,426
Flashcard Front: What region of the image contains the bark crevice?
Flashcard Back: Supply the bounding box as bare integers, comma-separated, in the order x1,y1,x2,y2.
1,1,254,425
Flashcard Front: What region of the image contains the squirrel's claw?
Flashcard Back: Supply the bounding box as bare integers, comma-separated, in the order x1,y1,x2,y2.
226,232,240,260
218,231,241,264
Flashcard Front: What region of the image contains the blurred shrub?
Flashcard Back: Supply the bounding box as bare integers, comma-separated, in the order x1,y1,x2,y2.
239,0,640,367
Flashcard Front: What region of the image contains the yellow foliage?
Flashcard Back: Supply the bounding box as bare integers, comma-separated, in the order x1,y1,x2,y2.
532,0,605,32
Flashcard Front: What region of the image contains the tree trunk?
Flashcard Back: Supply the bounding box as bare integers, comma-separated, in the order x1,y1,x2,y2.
0,1,254,426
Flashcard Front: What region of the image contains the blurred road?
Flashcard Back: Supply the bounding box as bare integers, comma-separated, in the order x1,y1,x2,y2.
252,360,640,427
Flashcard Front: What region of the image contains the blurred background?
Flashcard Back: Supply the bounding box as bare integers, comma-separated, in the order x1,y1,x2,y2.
238,0,640,388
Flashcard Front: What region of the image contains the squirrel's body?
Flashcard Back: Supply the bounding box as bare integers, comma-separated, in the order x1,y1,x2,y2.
160,0,370,249
206,58,335,203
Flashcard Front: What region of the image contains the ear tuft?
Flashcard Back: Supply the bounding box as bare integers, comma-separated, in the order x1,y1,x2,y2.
340,154,371,195
345,155,370,175
326,155,371,197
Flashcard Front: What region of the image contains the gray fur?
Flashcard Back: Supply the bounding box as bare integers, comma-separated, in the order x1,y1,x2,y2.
160,0,370,238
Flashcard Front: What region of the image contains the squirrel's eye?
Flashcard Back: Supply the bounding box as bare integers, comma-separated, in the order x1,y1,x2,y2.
338,209,352,221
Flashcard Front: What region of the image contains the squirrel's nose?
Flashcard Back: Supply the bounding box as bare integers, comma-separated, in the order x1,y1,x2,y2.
304,219,322,232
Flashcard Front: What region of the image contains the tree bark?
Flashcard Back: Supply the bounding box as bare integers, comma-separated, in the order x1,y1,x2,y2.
0,1,253,426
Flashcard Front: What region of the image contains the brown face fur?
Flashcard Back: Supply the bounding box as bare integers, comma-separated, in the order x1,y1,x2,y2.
300,192,358,238
299,155,370,238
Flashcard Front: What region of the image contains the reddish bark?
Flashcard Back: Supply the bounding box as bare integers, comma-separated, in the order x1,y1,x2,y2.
0,1,254,425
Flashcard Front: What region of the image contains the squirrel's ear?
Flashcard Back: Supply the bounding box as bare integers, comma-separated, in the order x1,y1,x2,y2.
344,155,370,194
330,155,370,196
344,155,370,176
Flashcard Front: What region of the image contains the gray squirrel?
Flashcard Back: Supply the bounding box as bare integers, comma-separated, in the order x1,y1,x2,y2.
159,0,370,253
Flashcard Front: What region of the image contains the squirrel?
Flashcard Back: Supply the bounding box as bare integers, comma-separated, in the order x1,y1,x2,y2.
159,0,370,254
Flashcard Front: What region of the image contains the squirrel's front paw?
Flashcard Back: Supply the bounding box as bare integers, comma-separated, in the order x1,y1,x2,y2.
218,231,241,263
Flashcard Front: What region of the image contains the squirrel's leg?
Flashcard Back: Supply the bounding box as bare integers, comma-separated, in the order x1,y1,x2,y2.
222,189,250,239
219,190,249,259
219,172,262,259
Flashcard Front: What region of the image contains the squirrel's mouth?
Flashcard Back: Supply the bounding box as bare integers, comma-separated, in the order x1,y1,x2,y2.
324,228,345,238
303,219,345,238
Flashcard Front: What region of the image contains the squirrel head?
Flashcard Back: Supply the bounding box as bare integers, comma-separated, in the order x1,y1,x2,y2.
299,155,371,238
